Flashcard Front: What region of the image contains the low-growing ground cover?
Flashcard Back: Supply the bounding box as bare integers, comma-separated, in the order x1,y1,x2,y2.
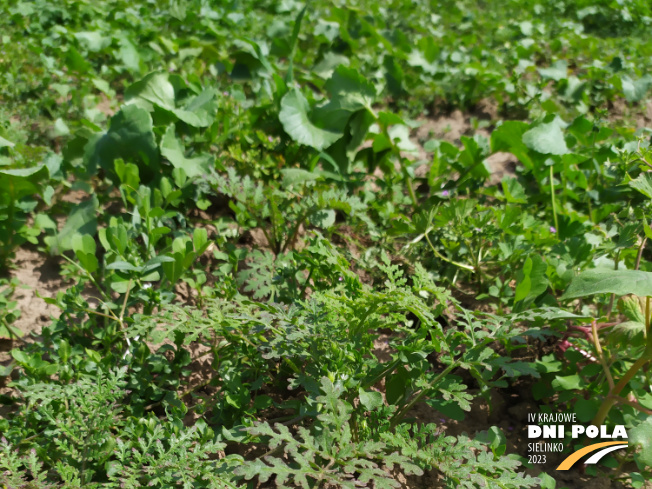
2,0,652,487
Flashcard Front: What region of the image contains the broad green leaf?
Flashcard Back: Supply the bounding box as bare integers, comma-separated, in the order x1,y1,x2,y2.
574,398,599,423
552,374,581,390
0,135,15,148
71,233,96,255
44,196,98,254
0,165,49,204
630,172,652,199
522,118,568,155
106,261,142,272
562,269,652,299
279,88,342,150
90,105,159,179
324,65,375,113
72,234,98,273
490,121,534,169
160,125,212,178
621,74,652,103
281,168,321,187
174,88,218,127
125,72,217,127
358,388,383,411
538,60,568,81
193,228,208,252
125,71,176,110
501,177,527,203
630,417,652,467
310,209,336,228
514,255,548,303
117,37,141,72
385,366,409,405
73,31,111,52
607,321,645,347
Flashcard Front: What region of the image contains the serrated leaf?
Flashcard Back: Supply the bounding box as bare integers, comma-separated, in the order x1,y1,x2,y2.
630,172,652,199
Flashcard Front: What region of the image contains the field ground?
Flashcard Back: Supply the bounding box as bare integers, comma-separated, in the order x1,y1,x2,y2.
3,1,652,488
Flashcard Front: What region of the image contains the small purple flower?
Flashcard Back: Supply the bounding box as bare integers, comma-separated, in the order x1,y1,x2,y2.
508,426,514,431
550,226,557,233
338,276,343,282
268,136,273,142
441,190,450,197
223,91,229,96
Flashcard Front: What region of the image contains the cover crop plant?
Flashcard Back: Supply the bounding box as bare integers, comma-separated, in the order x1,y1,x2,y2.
2,0,652,487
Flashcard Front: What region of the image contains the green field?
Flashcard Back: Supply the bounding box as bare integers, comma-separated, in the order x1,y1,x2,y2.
2,0,652,487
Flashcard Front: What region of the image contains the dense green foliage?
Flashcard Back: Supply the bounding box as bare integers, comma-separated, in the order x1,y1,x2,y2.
2,0,652,487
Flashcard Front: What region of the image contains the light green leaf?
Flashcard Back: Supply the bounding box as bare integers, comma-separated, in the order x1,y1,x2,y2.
125,71,176,110
73,31,111,52
309,209,336,229
45,196,98,254
514,255,548,303
0,135,15,148
538,60,568,81
125,72,217,127
502,177,527,203
522,118,568,155
491,121,534,169
160,125,212,178
358,388,383,411
90,104,159,178
622,75,652,103
324,65,376,113
552,374,582,390
279,88,342,150
630,172,652,199
562,269,652,299
630,417,652,467
0,165,49,202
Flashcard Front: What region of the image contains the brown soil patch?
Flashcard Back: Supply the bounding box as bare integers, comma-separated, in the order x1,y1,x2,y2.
416,110,470,144
486,151,518,186
10,248,65,337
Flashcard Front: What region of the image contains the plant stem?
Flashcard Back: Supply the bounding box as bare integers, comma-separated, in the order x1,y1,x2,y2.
423,228,475,272
591,320,614,391
405,172,418,210
550,165,559,233
636,237,647,271
388,362,458,429
606,250,619,320
593,356,649,426
1,318,26,344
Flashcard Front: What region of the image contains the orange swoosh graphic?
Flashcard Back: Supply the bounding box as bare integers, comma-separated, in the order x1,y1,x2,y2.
557,441,627,470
